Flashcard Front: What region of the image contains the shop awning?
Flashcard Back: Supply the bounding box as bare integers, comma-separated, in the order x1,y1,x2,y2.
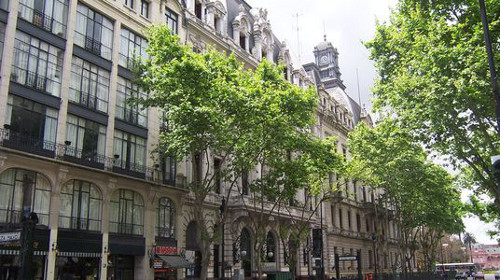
158,255,192,269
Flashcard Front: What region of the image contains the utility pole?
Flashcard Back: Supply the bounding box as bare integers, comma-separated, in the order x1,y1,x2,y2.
220,197,226,280
292,12,303,64
478,0,500,134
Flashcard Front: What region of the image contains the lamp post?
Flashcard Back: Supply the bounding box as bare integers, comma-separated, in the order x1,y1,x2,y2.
478,0,500,134
20,212,38,280
220,197,226,280
372,233,378,280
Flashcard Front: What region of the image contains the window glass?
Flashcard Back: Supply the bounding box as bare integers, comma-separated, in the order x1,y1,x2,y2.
113,130,146,173
109,189,144,235
140,0,149,18
165,8,179,34
11,31,63,97
119,28,148,68
6,95,58,150
156,197,175,238
18,0,69,37
74,3,113,59
165,8,178,35
65,114,106,161
116,76,148,127
59,180,102,231
0,169,51,225
69,56,110,113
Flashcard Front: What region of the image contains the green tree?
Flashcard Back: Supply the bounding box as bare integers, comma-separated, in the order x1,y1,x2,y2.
463,232,477,262
348,120,464,274
135,25,323,279
365,0,500,222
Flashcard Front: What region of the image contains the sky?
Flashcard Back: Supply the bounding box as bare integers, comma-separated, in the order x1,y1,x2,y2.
247,0,496,245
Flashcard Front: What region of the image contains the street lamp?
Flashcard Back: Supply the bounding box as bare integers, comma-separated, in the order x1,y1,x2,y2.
442,243,449,264
220,197,226,280
372,233,378,280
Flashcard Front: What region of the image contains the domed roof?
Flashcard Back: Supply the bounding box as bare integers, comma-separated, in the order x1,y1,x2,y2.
315,35,333,51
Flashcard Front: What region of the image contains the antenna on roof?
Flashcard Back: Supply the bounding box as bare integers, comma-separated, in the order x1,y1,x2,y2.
292,12,303,64
356,68,362,119
323,21,327,41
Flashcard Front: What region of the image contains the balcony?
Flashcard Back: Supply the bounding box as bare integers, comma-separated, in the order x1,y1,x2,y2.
59,216,101,232
0,209,49,226
112,158,147,179
18,3,66,37
11,69,48,93
84,36,102,56
109,222,143,236
0,128,183,188
63,145,106,170
1,129,56,158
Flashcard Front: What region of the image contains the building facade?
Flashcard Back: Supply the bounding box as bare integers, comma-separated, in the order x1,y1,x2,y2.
0,0,399,279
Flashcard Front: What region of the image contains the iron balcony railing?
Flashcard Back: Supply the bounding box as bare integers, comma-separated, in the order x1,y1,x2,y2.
11,69,49,93
0,128,180,187
84,36,102,56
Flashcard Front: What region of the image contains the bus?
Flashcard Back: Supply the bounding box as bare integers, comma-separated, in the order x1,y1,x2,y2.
434,263,480,279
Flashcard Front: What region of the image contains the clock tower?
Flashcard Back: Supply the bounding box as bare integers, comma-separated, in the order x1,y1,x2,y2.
313,35,342,89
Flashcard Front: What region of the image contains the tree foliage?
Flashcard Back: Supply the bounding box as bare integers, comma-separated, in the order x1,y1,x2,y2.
348,119,464,272
135,25,341,279
365,0,500,222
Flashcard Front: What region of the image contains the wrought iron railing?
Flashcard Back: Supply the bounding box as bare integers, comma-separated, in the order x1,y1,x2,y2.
0,128,182,187
0,209,49,226
58,216,101,231
84,36,102,55
61,145,106,169
11,69,48,93
18,4,66,37
109,222,143,236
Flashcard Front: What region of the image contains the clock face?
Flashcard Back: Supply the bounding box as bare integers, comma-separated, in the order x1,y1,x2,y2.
320,55,329,64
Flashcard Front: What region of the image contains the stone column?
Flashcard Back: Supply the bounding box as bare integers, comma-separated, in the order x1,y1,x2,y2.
253,30,262,61
232,21,240,43
45,167,68,279
100,179,115,280
0,0,19,126
55,0,78,144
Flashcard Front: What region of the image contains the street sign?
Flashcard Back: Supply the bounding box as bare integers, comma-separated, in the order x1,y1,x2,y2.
0,232,21,243
338,255,357,261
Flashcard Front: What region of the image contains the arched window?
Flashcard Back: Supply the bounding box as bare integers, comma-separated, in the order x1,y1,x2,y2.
110,189,144,235
59,180,102,231
156,197,176,238
0,168,51,225
266,231,276,262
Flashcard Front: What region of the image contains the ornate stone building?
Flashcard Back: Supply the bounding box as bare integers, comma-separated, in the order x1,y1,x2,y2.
0,0,399,279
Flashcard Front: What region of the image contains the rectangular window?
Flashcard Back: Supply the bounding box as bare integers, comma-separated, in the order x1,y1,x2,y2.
69,56,110,113
5,95,58,154
125,0,134,9
338,208,343,229
166,8,178,35
0,0,8,11
140,0,149,18
241,171,249,195
214,158,221,193
74,3,113,59
11,31,63,97
356,213,361,232
0,22,5,67
366,218,370,233
330,205,335,226
119,27,149,68
18,0,69,37
116,76,148,127
162,155,176,185
347,210,351,229
65,114,106,165
114,130,146,173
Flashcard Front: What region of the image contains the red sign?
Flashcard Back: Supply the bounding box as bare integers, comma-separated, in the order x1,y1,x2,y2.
155,246,178,255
